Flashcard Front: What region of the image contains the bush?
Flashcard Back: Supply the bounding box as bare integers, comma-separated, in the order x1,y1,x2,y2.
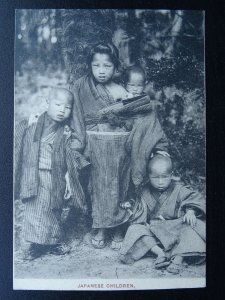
144,55,205,192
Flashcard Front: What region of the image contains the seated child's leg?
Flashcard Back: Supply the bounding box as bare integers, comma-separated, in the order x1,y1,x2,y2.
120,235,160,265
151,245,165,257
167,255,184,274
91,228,106,248
151,245,170,269
173,224,206,257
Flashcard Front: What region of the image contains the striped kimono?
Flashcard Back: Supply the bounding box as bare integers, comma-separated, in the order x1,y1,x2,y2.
14,112,89,245
70,75,167,229
120,180,206,263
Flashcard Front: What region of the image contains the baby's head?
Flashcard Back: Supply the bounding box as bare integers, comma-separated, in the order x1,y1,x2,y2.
148,154,173,192
124,65,146,97
88,43,120,84
46,87,74,123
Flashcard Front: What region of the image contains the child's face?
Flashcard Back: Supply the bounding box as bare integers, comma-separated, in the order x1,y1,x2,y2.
91,53,115,84
149,163,172,192
47,91,72,122
126,72,145,96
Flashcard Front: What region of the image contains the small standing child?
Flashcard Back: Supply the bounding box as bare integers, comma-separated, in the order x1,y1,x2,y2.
120,154,206,274
14,87,89,260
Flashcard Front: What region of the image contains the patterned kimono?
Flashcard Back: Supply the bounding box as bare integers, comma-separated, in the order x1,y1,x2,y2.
120,180,206,263
14,112,89,245
70,75,168,229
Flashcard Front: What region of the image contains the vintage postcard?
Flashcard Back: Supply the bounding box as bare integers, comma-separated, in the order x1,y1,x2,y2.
13,9,206,290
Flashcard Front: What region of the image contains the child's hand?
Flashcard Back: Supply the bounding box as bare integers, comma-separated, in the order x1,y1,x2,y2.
61,207,70,224
125,92,134,99
120,201,132,209
183,209,197,228
120,201,133,215
64,172,72,200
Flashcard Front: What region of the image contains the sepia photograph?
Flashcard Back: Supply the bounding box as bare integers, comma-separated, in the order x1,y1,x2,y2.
13,9,206,290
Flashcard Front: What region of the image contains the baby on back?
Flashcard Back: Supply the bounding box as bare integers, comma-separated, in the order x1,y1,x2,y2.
123,65,147,97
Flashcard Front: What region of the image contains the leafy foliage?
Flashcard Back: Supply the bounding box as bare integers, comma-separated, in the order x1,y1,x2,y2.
15,9,205,191
61,9,116,84
140,52,205,191
15,10,65,73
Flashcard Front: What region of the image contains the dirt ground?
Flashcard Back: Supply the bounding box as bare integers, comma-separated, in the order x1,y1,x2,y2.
14,232,205,280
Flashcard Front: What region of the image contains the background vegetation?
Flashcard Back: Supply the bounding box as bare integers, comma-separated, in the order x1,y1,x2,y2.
15,9,205,192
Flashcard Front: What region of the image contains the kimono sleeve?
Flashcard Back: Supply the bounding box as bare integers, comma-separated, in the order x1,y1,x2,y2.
14,119,28,199
65,138,90,213
153,117,168,153
69,80,86,152
129,111,168,187
177,185,206,218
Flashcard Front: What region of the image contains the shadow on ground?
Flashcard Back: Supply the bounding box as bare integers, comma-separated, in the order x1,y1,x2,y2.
14,230,205,279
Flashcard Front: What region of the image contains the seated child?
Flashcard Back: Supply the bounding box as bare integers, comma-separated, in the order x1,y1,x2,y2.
123,65,146,97
120,154,206,274
14,87,89,260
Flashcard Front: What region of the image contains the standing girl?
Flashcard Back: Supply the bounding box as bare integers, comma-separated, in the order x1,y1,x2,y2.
70,43,167,250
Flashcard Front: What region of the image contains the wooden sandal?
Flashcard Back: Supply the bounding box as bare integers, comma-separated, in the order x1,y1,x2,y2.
167,261,183,274
110,239,123,251
154,256,170,269
91,237,106,249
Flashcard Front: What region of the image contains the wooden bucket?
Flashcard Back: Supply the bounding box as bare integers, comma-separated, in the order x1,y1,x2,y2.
87,131,131,228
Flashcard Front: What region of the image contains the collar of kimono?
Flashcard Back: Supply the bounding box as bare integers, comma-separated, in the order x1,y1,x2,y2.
88,74,115,106
87,74,100,101
151,180,176,200
33,112,62,142
143,180,176,213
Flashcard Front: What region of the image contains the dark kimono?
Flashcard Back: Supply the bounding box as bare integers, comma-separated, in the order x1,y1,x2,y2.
120,180,206,264
14,112,89,244
70,75,167,228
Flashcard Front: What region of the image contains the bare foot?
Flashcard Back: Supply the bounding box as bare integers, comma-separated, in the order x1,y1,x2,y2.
150,245,169,269
167,255,184,274
91,228,106,249
111,228,123,251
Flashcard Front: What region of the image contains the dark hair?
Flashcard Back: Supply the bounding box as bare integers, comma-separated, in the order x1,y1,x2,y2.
88,43,120,69
123,65,146,84
148,154,173,174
